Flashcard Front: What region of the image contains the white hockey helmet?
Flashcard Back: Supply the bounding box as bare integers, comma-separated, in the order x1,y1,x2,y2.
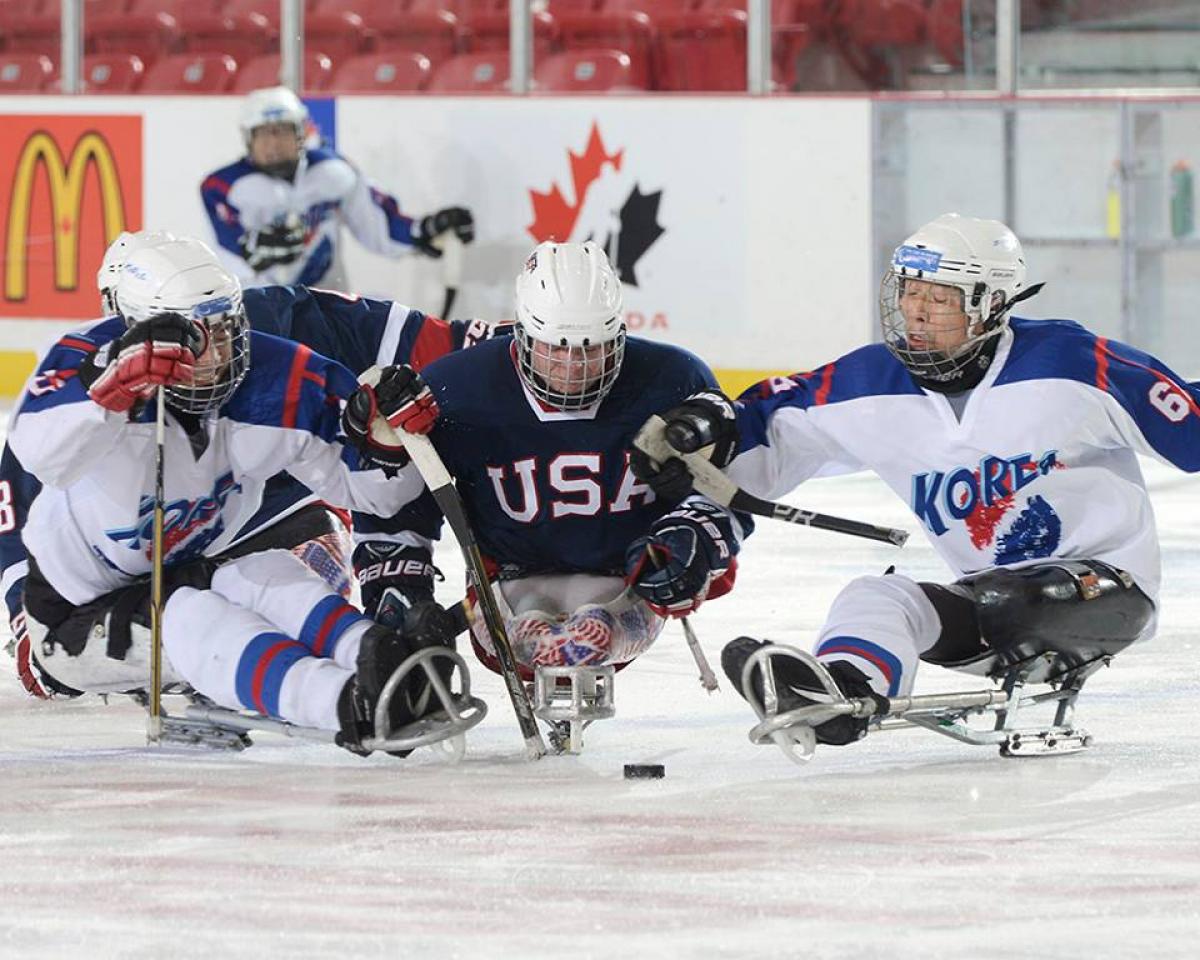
97,229,177,317
880,213,1036,382
238,85,307,144
513,240,625,410
116,238,249,415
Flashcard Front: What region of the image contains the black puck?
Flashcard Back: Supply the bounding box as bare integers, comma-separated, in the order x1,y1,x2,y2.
623,763,665,780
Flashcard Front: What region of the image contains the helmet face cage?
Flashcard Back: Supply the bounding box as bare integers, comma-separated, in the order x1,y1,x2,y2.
159,294,250,415
515,323,626,411
880,272,1007,382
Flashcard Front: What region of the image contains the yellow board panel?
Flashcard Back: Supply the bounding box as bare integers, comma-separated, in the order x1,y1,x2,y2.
0,351,36,398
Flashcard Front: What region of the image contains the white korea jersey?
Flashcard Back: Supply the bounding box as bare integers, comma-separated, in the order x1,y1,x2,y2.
201,147,420,288
730,317,1200,606
9,320,423,606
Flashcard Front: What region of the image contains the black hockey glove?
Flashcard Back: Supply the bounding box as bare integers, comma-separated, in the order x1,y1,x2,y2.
625,500,737,617
343,365,439,469
354,542,440,627
630,390,739,505
239,216,306,272
414,206,475,257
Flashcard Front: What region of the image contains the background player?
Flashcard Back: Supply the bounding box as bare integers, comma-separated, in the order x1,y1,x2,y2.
353,240,747,678
642,213,1192,747
200,86,474,290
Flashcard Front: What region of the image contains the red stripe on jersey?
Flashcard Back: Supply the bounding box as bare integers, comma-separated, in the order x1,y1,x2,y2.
202,175,231,195
282,345,312,429
818,642,894,685
814,363,835,406
251,640,296,715
408,316,456,371
59,337,97,353
1096,339,1200,418
1094,338,1110,392
312,604,347,657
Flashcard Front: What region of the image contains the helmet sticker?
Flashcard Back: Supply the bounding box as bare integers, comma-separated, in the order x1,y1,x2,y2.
894,245,943,272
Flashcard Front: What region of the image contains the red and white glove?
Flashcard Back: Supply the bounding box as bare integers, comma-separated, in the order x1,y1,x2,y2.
84,312,204,413
9,611,52,699
343,366,440,469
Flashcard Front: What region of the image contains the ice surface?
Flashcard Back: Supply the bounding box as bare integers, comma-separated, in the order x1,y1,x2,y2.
1,428,1197,958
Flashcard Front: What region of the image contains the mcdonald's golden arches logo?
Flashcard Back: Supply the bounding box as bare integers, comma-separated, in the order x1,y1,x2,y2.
1,116,142,319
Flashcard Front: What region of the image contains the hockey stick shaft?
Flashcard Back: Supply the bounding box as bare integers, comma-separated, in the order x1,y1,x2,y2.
147,387,166,744
633,415,908,547
642,543,718,692
435,232,464,319
398,432,547,759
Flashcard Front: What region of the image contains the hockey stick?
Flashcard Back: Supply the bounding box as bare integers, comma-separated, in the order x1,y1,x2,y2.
642,544,718,693
633,415,909,547
147,387,166,745
357,371,547,759
435,232,464,319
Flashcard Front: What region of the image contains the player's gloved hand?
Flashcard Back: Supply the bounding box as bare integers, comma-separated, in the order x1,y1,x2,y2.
414,207,475,257
354,542,440,628
625,500,736,617
239,215,306,272
8,610,51,700
343,366,439,469
81,312,204,413
631,390,740,505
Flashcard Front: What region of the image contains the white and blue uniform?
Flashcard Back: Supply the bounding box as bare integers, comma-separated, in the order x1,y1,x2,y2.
201,148,421,288
8,323,425,728
730,317,1200,697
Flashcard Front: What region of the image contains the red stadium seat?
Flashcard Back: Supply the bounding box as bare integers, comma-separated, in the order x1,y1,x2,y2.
365,10,461,64
305,11,372,60
544,0,600,12
233,50,334,92
535,47,643,91
427,50,508,91
556,11,655,88
3,14,60,55
655,10,747,91
220,0,322,28
81,52,145,92
180,13,275,61
459,10,558,57
332,50,432,91
84,0,131,16
926,0,967,66
141,52,239,92
0,52,55,90
408,0,501,12
838,0,926,49
128,0,223,15
87,13,182,68
603,0,696,11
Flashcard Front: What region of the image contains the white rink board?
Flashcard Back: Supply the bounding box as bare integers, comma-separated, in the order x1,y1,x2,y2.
0,95,873,374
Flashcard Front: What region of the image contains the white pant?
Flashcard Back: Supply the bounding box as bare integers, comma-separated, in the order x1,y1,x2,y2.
812,573,942,698
471,573,665,668
35,551,374,731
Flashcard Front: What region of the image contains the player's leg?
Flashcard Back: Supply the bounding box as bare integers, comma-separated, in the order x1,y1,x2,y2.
469,573,665,674
225,501,355,599
722,573,938,745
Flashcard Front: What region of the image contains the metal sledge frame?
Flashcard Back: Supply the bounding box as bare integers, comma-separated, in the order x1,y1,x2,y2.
149,646,487,758
742,643,1107,766
531,664,617,754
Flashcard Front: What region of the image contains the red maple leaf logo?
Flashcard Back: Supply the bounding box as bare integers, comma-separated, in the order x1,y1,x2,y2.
528,122,623,242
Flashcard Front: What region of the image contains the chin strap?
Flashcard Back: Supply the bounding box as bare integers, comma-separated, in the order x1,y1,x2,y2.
1006,281,1046,311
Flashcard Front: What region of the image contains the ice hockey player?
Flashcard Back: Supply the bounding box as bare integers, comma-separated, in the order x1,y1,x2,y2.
352,240,747,677
200,86,474,290
2,231,498,699
7,238,457,754
640,213,1196,748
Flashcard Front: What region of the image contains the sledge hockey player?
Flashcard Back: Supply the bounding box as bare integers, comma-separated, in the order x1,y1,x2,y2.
7,238,462,755
353,240,747,683
2,231,497,699
200,86,475,290
639,213,1195,755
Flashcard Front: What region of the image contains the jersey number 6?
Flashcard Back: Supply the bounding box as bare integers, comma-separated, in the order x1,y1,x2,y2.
1148,381,1190,422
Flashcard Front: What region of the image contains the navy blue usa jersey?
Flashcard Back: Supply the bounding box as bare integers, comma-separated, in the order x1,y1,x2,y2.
421,336,719,575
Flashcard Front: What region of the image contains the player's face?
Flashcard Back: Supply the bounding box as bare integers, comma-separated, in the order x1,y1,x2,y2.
530,340,609,397
898,279,972,355
249,123,301,172
187,315,236,387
